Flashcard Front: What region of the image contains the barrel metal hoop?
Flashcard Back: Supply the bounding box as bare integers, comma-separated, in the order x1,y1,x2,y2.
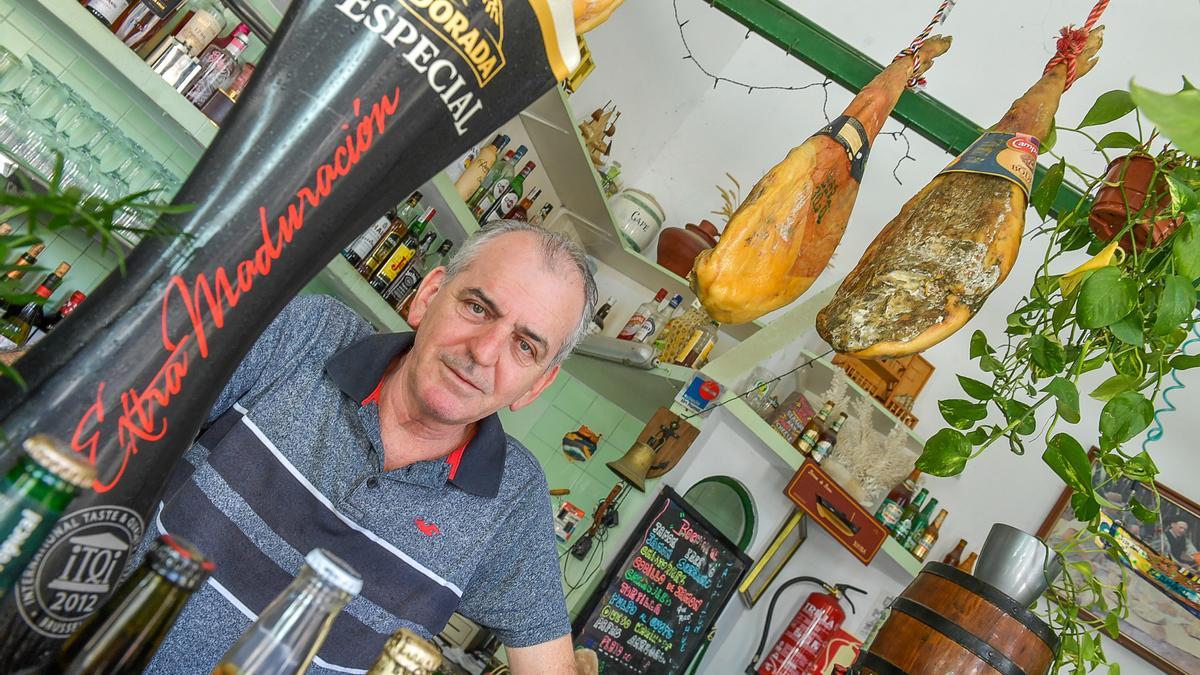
852,651,910,675
923,562,1060,653
891,597,1028,675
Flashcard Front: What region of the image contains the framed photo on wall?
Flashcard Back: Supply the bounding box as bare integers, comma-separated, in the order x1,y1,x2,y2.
1037,450,1200,674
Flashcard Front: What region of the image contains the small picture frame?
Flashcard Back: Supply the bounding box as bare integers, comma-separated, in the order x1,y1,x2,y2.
738,509,808,607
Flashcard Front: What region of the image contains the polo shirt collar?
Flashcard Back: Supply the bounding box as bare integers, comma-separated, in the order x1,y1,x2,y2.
323,331,507,499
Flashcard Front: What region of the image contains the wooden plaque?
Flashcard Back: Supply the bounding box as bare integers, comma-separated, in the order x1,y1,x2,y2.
641,407,700,479
784,460,889,565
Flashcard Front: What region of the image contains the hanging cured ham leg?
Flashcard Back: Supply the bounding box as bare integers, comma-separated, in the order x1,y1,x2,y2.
692,36,953,324
817,27,1104,358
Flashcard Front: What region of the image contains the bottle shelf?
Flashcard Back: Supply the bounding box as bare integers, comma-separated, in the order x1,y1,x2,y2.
314,256,410,333
20,0,217,149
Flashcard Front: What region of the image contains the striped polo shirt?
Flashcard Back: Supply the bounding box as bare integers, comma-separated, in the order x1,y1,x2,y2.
142,294,570,673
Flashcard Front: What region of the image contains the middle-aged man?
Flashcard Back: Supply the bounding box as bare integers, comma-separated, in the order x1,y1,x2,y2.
141,221,599,673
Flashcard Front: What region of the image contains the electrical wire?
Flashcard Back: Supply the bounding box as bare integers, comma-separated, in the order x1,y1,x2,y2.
680,348,834,420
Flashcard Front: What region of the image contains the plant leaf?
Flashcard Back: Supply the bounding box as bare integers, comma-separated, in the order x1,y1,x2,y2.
1072,492,1101,521
1124,450,1160,480
970,330,993,358
1042,122,1057,153
1108,313,1144,346
1029,334,1068,374
1000,399,1036,436
1043,377,1081,423
917,428,972,476
980,354,1004,373
1170,353,1200,370
1094,131,1141,151
1043,433,1094,494
1130,80,1200,156
1100,392,1155,446
1079,89,1136,128
1031,158,1066,220
1173,217,1200,282
957,375,995,401
1130,497,1158,523
1078,267,1137,328
1167,173,1198,215
1090,373,1139,401
939,399,988,430
1153,274,1196,336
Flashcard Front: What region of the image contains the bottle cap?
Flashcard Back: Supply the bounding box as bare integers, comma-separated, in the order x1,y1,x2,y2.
22,434,96,488
373,628,443,675
148,534,216,590
305,548,363,596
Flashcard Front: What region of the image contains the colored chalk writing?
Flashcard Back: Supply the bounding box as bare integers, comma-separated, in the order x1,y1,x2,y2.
573,487,751,675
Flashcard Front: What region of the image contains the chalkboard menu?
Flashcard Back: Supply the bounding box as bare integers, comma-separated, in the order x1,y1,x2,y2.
574,486,752,674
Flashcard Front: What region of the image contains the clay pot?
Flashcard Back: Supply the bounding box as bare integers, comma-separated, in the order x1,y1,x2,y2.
1088,154,1183,252
657,219,720,278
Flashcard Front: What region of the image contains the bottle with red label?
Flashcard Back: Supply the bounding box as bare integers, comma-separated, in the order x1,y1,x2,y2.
616,288,666,341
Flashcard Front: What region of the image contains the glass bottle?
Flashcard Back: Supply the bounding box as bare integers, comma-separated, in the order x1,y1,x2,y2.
343,213,394,267
186,24,252,107
85,0,133,27
41,534,214,674
911,508,948,561
676,319,719,368
941,538,967,567
587,296,615,337
617,288,666,341
793,401,835,455
469,145,527,216
891,488,928,544
0,262,70,350
0,435,95,595
25,290,87,349
168,0,226,56
383,232,437,306
369,208,434,292
111,0,188,51
3,242,45,285
480,161,536,224
503,186,541,222
358,195,424,279
634,293,682,344
452,134,507,199
874,468,920,532
529,203,554,227
957,551,978,574
810,412,847,464
366,628,442,675
902,497,939,551
213,549,362,675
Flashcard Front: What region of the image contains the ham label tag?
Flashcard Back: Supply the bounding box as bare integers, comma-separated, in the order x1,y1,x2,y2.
939,132,1040,196
814,115,871,182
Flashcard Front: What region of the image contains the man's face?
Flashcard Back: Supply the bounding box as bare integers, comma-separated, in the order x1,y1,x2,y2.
401,231,585,425
1170,521,1188,537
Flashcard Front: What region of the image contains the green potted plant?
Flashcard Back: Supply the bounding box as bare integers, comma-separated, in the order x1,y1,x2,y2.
917,78,1200,672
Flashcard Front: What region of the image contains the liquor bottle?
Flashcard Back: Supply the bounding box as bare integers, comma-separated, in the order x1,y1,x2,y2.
503,186,542,222
617,289,666,341
24,291,86,349
0,263,70,350
0,435,95,595
793,401,835,455
902,497,939,551
3,243,44,284
467,149,514,210
367,628,442,675
586,297,615,337
911,508,947,561
810,412,847,464
941,538,967,567
480,161,536,224
530,203,554,226
342,213,393,267
85,0,133,26
360,200,428,278
453,134,508,199
39,534,213,674
186,24,252,107
676,319,719,368
383,232,437,306
633,293,682,343
0,0,573,663
389,238,453,315
110,0,187,51
213,549,362,675
470,145,528,217
654,298,703,360
166,0,225,56
891,488,928,544
874,468,920,532
370,209,434,292
957,551,978,573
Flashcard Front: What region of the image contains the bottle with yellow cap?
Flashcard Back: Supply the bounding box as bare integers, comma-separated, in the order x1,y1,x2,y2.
0,434,96,595
366,627,442,675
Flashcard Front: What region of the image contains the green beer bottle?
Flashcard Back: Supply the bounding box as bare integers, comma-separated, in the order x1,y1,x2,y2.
0,435,95,594
40,534,214,674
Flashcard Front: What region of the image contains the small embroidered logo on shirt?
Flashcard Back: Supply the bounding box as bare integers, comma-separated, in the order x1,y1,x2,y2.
415,519,441,537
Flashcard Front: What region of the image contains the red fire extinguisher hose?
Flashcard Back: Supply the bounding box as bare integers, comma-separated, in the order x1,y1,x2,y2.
745,577,868,674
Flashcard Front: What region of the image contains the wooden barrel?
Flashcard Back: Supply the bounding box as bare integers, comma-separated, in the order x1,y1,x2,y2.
853,562,1059,675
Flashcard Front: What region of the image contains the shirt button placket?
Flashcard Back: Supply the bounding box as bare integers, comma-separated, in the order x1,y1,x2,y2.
366,476,380,489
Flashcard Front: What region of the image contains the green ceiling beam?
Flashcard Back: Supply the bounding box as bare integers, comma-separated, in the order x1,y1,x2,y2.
706,0,1085,216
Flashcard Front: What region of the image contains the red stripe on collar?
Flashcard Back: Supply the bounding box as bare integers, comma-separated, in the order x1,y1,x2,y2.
360,377,385,406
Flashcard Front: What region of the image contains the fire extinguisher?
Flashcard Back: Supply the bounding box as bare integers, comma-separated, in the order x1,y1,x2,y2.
745,576,867,675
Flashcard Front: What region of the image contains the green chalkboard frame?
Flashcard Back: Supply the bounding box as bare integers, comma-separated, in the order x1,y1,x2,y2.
572,485,754,674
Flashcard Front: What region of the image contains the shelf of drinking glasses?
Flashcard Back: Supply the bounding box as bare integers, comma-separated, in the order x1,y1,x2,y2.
19,0,216,149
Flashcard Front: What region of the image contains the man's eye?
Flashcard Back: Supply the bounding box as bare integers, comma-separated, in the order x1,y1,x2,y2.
518,339,533,355
467,301,485,315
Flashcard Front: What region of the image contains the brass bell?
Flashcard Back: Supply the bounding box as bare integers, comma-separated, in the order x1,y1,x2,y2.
606,441,655,492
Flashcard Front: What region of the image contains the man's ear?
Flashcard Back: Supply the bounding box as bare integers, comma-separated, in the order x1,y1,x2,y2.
510,364,561,411
406,267,447,328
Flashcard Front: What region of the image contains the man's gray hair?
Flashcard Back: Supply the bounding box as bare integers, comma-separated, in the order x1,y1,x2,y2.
443,220,598,367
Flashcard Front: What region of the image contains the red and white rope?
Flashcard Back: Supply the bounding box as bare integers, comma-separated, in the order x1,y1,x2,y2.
1044,0,1110,91
893,0,957,91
